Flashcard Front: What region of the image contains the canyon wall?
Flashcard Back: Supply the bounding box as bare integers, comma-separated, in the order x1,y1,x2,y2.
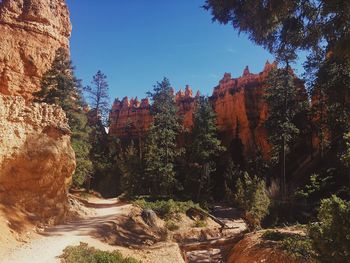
0,0,71,100
0,0,75,223
0,95,75,223
109,62,279,157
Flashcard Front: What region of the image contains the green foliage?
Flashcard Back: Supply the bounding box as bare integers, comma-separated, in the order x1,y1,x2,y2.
72,139,93,187
313,57,350,145
193,219,207,228
34,48,93,187
60,243,141,263
265,68,305,161
235,173,270,229
134,198,203,219
342,132,350,167
165,220,179,231
262,230,316,260
186,96,225,201
144,78,182,196
204,0,350,60
281,235,315,260
223,158,243,202
84,70,110,126
262,230,289,241
309,195,350,262
294,173,333,200
117,141,144,196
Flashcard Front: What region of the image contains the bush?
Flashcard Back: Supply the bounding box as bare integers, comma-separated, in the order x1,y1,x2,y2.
165,220,180,231
235,173,270,229
134,199,204,219
309,195,350,263
262,230,316,260
262,230,288,241
281,234,315,260
193,219,208,228
60,243,141,263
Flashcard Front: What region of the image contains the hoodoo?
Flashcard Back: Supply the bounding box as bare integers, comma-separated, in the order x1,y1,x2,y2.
109,62,285,157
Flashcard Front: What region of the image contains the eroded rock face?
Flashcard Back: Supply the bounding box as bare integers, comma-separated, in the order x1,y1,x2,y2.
0,95,75,223
109,62,281,157
0,0,71,100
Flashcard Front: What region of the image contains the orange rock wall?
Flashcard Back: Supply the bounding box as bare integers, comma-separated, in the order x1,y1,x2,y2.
0,0,71,100
0,95,75,223
109,62,281,157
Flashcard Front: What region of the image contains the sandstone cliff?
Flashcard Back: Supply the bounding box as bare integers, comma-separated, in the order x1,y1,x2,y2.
0,95,75,223
0,0,71,100
109,62,280,157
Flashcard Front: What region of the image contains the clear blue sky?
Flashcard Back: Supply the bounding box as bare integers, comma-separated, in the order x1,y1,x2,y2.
66,0,304,101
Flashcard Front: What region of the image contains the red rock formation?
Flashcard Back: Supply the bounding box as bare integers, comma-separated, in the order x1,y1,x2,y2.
0,95,75,223
109,97,153,138
211,63,276,156
227,230,316,263
0,0,71,100
109,62,284,157
0,0,75,224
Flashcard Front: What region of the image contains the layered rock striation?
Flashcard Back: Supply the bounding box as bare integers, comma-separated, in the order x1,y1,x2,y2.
0,95,75,223
0,0,71,100
109,62,282,157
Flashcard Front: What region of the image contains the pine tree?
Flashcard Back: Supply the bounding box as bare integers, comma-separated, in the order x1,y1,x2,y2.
144,78,182,196
84,70,110,126
265,67,306,198
117,141,144,196
223,157,244,202
34,48,93,187
187,96,225,201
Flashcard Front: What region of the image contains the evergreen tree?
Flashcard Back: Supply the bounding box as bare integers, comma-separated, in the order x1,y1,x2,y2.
187,96,225,201
84,70,110,126
83,71,111,191
117,141,144,196
204,1,350,60
144,78,182,196
317,57,350,146
34,48,93,187
235,173,270,230
265,67,306,198
223,157,244,202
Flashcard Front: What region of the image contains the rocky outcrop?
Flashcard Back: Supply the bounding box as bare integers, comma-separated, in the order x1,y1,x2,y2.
109,97,153,138
227,231,316,263
0,0,71,100
109,62,283,157
0,95,75,223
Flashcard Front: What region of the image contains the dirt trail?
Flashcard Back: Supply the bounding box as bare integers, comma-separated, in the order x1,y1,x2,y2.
1,198,133,263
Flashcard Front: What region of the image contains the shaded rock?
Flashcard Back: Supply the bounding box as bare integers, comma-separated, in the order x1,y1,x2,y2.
141,209,159,228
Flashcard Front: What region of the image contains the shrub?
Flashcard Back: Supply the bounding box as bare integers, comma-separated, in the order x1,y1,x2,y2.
165,220,179,231
235,173,270,229
193,219,208,228
262,230,288,241
281,234,315,260
60,243,141,263
309,195,350,263
134,199,204,219
262,230,316,260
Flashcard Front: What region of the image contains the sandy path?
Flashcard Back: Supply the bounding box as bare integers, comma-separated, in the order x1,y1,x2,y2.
2,198,132,263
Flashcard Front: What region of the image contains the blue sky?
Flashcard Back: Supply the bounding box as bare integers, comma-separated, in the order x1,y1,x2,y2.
66,0,304,101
